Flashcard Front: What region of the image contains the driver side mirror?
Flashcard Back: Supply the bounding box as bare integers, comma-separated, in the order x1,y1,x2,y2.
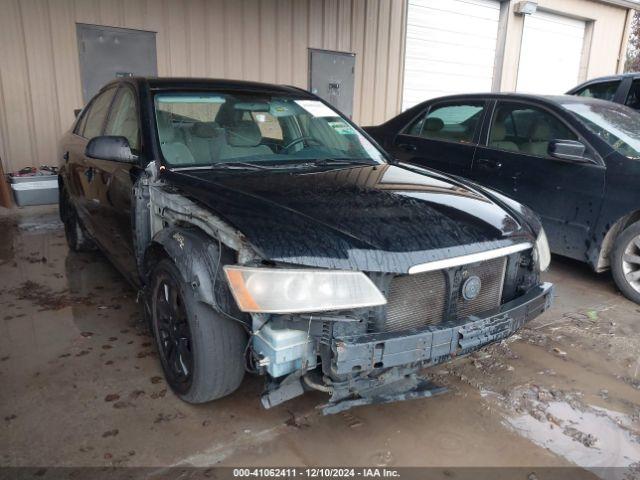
548,139,589,163
85,136,138,163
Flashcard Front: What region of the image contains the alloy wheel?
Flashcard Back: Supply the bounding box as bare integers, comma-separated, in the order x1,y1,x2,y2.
622,234,640,294
154,276,194,390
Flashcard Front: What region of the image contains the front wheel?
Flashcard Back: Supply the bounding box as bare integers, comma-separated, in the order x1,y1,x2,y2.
611,221,640,304
149,258,246,403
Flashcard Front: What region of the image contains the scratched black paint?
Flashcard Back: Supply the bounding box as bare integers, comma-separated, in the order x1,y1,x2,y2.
165,163,535,273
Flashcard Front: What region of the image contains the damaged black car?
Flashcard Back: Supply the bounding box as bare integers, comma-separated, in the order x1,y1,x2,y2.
58,78,553,414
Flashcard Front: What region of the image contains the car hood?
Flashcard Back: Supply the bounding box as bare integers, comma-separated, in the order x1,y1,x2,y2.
163,164,534,273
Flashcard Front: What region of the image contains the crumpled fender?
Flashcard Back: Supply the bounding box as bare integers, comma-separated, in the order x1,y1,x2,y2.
147,226,236,313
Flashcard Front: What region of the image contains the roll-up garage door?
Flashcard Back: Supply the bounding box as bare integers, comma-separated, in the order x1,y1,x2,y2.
516,10,586,94
402,0,501,110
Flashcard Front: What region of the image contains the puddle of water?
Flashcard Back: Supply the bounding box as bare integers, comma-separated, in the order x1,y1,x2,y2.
18,214,63,232
506,401,640,479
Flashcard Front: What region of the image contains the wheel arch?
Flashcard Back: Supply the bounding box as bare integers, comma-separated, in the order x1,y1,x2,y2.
142,225,242,317
594,210,640,272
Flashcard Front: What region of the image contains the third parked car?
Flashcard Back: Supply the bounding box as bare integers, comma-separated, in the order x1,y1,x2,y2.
567,72,640,110
365,93,640,303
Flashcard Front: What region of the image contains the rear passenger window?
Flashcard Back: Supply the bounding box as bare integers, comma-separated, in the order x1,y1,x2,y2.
624,79,640,110
406,102,484,144
82,88,117,139
575,81,620,101
489,102,577,157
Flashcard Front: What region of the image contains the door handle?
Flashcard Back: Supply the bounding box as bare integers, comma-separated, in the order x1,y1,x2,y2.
397,143,417,152
476,158,502,170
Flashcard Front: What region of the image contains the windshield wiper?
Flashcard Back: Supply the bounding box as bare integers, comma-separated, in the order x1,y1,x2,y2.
212,161,273,170
320,158,378,165
175,161,271,171
174,158,378,173
285,158,379,169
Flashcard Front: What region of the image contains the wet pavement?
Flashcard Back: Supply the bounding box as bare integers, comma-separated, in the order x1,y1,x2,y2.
1,205,639,476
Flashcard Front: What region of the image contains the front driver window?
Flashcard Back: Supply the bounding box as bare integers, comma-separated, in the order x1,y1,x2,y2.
489,103,577,158
82,88,117,139
105,87,140,151
406,102,484,144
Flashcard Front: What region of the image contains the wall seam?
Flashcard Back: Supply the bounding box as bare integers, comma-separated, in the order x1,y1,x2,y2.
204,0,211,76
396,0,408,113
163,0,173,74
185,0,192,75
46,1,63,137
384,0,394,119
17,0,38,168
0,63,10,169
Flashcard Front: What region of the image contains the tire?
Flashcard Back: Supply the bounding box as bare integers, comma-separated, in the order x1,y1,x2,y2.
149,258,246,403
610,221,640,304
60,187,95,252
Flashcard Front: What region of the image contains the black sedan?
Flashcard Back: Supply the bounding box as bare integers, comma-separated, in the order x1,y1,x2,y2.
364,93,640,303
58,78,552,413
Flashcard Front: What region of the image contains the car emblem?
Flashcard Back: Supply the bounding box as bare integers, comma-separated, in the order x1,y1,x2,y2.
462,275,482,300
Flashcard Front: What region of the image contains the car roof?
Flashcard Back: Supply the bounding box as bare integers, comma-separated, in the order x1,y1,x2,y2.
576,72,640,83
410,92,614,107
566,72,640,94
101,76,313,97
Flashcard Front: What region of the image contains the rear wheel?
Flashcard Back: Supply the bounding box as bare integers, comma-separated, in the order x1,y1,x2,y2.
149,258,246,403
60,187,95,252
611,221,640,304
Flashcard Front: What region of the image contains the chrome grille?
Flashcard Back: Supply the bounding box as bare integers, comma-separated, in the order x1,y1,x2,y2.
382,256,508,332
384,270,447,332
456,257,507,319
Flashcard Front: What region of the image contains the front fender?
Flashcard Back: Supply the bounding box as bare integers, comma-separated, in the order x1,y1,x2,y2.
146,226,238,314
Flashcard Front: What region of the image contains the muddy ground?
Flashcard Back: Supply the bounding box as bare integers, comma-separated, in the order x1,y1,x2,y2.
1,206,639,478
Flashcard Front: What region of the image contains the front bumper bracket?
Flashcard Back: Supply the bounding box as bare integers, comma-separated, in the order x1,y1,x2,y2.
321,283,553,414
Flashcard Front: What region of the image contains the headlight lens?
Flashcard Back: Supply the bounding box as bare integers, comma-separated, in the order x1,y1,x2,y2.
535,228,551,271
224,266,387,313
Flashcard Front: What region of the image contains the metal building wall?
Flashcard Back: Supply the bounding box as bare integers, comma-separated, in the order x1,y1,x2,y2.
0,0,408,173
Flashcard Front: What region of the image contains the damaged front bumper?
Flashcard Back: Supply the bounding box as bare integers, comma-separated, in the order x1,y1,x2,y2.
322,282,554,414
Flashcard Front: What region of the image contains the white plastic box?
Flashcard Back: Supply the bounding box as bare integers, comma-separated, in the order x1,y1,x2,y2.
10,175,58,206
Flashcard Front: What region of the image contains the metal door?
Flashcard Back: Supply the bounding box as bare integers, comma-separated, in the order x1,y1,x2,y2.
76,24,157,103
309,49,355,118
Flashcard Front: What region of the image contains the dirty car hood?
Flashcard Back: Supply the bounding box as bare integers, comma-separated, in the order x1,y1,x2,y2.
164,164,533,273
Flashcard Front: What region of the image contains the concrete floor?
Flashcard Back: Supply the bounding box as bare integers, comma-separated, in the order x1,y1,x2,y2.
1,205,639,476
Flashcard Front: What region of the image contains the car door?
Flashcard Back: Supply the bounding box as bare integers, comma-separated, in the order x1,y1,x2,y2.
470,100,606,260
66,86,119,238
92,84,142,280
387,100,487,177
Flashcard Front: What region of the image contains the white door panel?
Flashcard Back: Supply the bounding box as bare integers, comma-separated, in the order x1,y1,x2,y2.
402,0,501,110
516,10,586,94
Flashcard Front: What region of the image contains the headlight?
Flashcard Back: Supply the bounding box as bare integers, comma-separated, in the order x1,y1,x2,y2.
224,266,387,313
535,228,551,271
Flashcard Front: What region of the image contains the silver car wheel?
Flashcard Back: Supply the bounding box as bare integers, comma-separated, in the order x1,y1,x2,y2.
622,234,640,293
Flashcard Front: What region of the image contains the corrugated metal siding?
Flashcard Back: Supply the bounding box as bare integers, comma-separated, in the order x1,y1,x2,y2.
0,0,407,172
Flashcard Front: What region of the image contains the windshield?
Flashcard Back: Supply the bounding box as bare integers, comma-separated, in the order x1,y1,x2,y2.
562,100,640,159
153,92,385,167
